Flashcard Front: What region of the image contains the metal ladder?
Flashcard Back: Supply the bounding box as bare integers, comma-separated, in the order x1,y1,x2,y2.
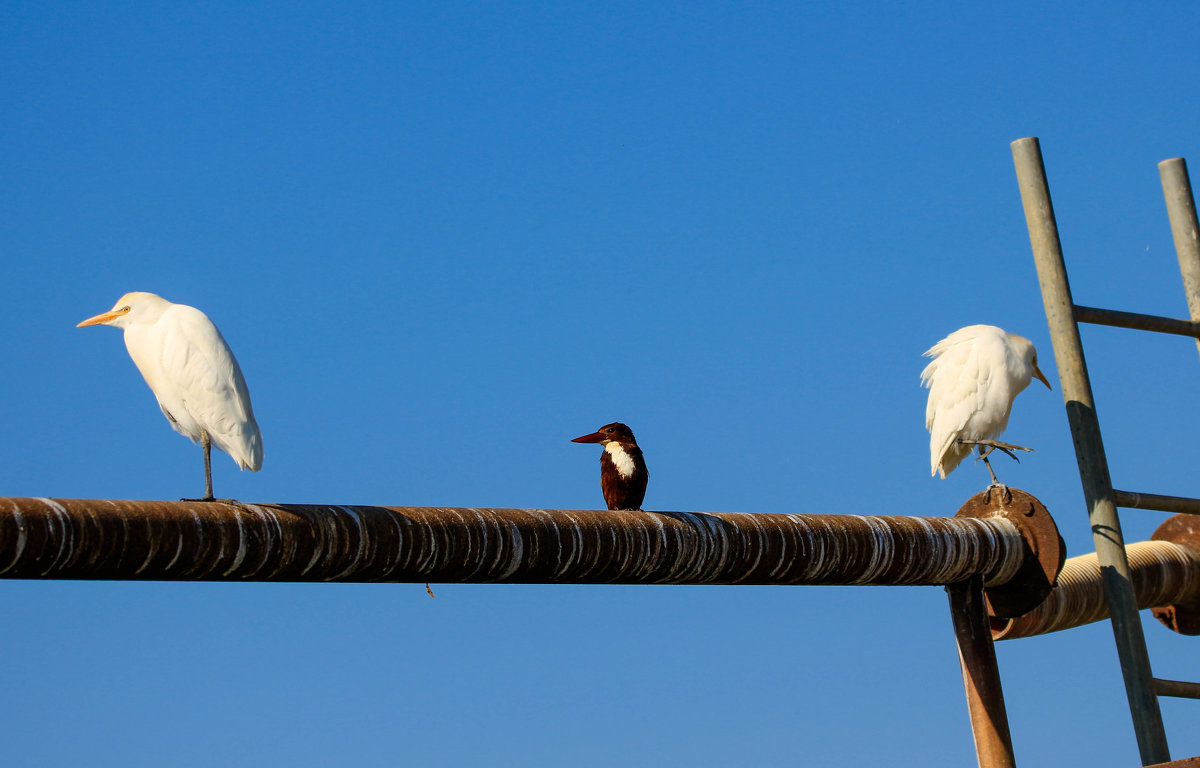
1013,137,1200,766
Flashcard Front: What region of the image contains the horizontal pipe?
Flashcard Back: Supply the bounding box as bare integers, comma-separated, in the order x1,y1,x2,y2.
1153,678,1200,700
0,497,1029,587
1114,489,1200,516
1073,305,1200,338
992,541,1200,640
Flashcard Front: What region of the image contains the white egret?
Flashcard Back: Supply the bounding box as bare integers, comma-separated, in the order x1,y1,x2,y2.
921,324,1051,485
78,292,263,501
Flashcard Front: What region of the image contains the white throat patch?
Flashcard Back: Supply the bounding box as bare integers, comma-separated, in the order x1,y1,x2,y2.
605,442,636,478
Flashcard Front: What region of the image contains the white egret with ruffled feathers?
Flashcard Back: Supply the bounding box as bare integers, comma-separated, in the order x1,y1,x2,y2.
921,324,1051,485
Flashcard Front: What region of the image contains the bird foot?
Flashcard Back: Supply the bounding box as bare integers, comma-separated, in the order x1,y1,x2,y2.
425,583,436,598
181,497,248,510
958,439,1035,464
984,483,1013,504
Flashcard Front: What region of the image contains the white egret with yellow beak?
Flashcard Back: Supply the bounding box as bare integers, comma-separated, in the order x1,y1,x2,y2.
922,324,1051,485
78,292,263,500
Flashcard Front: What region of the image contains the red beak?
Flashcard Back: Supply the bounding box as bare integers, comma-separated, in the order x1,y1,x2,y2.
571,431,605,444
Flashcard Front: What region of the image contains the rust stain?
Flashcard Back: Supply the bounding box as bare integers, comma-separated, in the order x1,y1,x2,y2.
0,497,1045,588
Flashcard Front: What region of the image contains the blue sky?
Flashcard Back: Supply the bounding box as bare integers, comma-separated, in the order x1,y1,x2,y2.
3,1,1200,765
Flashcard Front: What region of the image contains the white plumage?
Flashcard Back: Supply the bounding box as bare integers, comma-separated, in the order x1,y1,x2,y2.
604,442,637,479
78,291,263,499
921,324,1050,480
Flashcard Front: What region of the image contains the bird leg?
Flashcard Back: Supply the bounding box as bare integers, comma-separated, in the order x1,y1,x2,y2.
956,440,1031,498
202,431,214,501
970,449,1013,502
182,432,219,503
979,451,1002,486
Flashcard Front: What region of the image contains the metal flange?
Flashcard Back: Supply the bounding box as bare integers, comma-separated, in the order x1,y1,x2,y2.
955,487,1065,618
1150,515,1200,634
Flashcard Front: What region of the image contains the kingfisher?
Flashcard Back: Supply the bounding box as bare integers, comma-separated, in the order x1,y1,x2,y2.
571,422,648,511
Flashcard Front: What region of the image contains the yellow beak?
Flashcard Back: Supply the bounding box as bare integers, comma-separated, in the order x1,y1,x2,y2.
77,309,125,328
1033,363,1052,390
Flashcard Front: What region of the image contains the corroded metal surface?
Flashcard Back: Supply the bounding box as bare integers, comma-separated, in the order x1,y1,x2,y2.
1145,757,1200,768
991,540,1200,640
948,576,1015,768
1149,515,1200,634
0,497,1033,586
956,487,1065,619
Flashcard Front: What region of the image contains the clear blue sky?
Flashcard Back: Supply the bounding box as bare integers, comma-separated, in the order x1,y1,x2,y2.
3,2,1200,765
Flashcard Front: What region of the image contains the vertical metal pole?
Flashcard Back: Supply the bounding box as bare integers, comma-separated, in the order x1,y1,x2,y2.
948,576,1016,768
1011,137,1169,765
1158,158,1200,360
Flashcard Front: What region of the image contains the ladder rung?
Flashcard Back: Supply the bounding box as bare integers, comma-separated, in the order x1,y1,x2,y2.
1154,678,1200,699
1113,490,1200,515
1074,305,1200,338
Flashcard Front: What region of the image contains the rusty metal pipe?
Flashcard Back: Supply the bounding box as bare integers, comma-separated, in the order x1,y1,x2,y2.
0,497,1036,587
991,540,1200,640
949,575,1016,768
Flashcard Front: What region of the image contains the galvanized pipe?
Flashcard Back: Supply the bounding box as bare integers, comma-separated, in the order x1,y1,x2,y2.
949,575,1016,768
992,541,1200,640
1073,305,1200,339
1158,158,1200,361
0,497,1031,586
1115,489,1200,516
1012,136,1169,764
